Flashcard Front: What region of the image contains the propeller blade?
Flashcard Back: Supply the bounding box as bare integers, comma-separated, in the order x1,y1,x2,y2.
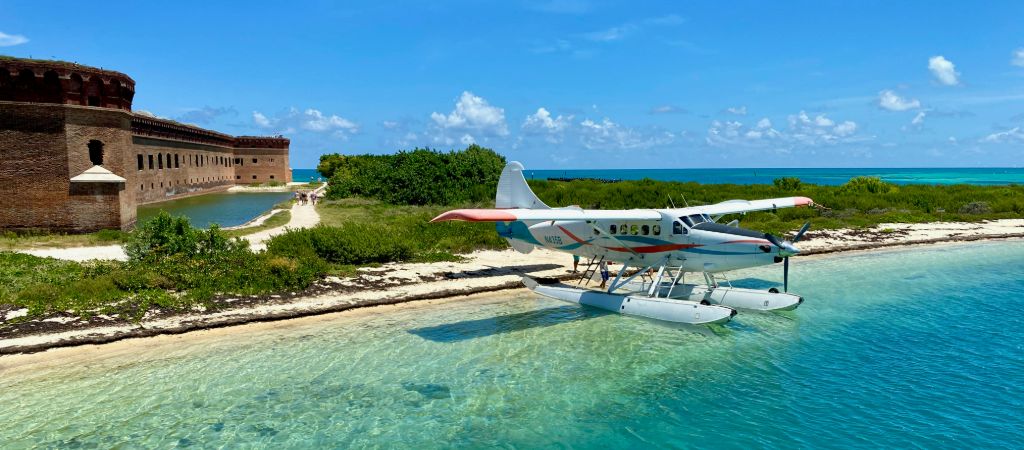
793,222,812,243
765,233,784,248
783,257,790,292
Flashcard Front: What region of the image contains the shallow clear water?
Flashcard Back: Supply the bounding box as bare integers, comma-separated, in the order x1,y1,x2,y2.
137,192,293,228
529,167,1024,186
2,243,1023,448
291,169,323,183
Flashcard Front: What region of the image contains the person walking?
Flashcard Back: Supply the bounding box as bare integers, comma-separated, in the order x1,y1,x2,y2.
599,260,610,289
572,254,580,273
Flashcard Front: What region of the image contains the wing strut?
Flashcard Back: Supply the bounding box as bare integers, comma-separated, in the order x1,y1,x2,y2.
588,221,641,258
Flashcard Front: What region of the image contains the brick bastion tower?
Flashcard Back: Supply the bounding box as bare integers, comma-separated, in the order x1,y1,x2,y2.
0,56,291,232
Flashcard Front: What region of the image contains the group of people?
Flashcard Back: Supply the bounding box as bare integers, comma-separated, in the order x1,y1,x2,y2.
295,190,319,206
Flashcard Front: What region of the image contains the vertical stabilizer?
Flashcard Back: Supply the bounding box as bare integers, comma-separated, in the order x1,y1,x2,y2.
496,161,549,209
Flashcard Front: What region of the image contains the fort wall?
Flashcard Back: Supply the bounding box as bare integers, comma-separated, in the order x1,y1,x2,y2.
0,57,293,233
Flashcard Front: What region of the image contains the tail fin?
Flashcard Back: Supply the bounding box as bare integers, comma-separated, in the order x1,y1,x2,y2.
496,161,549,209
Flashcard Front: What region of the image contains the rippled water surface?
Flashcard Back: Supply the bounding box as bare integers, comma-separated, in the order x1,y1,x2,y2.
2,243,1023,448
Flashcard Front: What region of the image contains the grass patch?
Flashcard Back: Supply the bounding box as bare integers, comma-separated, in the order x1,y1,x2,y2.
0,228,128,251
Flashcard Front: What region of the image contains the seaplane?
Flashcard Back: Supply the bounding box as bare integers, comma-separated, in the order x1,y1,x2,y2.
431,162,815,326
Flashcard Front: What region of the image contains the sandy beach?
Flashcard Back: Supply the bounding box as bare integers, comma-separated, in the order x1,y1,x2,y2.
3,218,1024,356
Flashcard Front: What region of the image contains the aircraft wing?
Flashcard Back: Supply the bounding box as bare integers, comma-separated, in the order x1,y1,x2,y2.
692,196,814,216
431,208,662,223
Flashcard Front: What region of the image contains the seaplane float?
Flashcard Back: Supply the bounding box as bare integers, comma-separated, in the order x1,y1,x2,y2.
431,162,815,326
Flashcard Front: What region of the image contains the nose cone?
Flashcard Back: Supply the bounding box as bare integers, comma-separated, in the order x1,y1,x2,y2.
778,242,800,257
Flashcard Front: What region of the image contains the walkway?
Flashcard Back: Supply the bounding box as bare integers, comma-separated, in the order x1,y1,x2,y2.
18,184,326,261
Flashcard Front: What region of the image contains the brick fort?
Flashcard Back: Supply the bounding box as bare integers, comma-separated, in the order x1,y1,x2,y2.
0,56,292,232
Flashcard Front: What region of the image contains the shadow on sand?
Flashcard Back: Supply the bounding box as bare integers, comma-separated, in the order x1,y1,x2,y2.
408,305,611,342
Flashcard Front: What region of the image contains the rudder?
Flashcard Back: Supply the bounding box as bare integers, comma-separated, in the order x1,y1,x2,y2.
495,161,549,209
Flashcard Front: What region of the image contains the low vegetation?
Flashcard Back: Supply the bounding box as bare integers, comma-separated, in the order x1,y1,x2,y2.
1,212,324,323
319,145,506,205
0,228,127,250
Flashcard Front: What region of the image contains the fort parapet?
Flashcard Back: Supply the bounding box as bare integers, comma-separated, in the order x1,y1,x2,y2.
0,57,292,232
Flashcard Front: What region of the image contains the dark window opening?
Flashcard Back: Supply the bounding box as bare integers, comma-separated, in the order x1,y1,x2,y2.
252,175,257,179
158,155,163,169
609,224,617,234
87,140,104,165
137,154,144,170
252,158,257,163
673,221,683,235
653,225,661,236
236,175,241,180
270,175,275,179
641,225,650,235
148,154,154,169
174,154,179,168
165,153,171,168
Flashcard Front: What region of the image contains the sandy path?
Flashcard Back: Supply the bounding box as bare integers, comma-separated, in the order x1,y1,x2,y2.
245,198,321,250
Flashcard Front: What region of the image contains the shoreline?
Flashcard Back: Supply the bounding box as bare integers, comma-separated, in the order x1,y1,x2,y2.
2,221,1024,356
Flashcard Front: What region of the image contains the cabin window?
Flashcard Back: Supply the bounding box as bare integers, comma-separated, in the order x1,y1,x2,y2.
641,225,650,235
673,221,683,235
137,154,144,170
619,224,627,235
630,225,638,235
609,224,617,234
653,224,661,236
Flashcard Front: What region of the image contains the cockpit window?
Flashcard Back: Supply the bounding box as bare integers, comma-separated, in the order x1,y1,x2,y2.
688,214,706,225
673,221,684,235
681,216,694,227
702,214,713,222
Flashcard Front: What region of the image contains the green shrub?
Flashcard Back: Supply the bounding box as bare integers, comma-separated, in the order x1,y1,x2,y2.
839,176,898,195
267,224,415,265
773,177,802,191
322,145,506,205
959,201,992,214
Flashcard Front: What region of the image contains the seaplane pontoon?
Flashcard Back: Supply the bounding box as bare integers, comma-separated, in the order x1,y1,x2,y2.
432,162,815,326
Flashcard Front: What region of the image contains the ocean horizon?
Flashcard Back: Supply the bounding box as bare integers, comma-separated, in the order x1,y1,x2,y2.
294,167,1024,186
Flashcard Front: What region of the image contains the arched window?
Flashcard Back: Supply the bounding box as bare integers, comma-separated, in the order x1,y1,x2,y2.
68,73,84,105
14,69,36,102
0,70,12,101
85,76,104,107
42,71,62,103
652,224,661,236
87,140,104,166
630,225,639,235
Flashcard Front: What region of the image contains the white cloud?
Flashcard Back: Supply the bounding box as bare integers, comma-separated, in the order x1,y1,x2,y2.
928,55,960,86
581,24,637,42
650,105,686,114
252,108,358,139
878,89,921,111
579,118,675,150
980,127,1024,144
707,112,863,149
725,106,747,115
460,134,476,145
253,111,272,128
430,91,509,136
911,111,926,127
1012,48,1024,67
0,31,28,47
522,107,573,143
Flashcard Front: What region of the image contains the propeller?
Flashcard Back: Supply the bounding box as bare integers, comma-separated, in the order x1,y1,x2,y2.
766,222,811,292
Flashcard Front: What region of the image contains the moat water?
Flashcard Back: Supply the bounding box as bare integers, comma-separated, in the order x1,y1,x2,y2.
1,242,1022,448
137,192,293,228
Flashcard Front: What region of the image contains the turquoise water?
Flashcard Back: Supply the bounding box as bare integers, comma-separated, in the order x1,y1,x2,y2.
291,168,323,183
2,242,1023,448
529,167,1024,185
137,192,293,228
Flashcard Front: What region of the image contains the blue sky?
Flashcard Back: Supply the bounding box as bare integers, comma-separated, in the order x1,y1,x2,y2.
3,1,1024,169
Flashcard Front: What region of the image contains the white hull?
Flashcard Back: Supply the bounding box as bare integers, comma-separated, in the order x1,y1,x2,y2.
524,279,736,325
623,280,803,311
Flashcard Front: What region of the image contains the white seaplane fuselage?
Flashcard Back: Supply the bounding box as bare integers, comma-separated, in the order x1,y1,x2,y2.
432,161,813,325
